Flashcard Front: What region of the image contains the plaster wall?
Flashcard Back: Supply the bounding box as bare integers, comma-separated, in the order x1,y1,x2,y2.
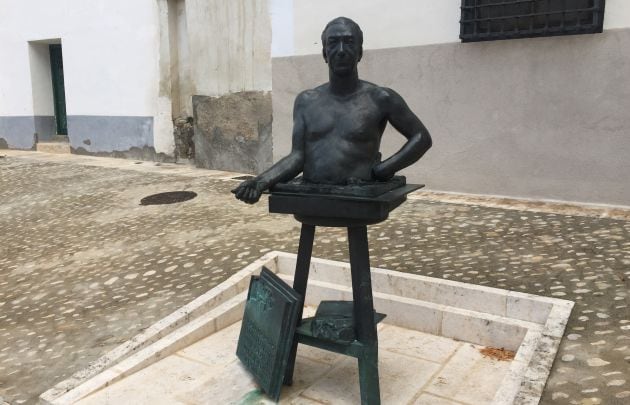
27,41,56,141
193,92,273,174
269,0,294,58
185,0,272,96
27,42,55,117
270,0,630,56
605,0,630,29
272,29,630,206
155,0,176,156
291,0,461,56
184,0,274,172
0,0,159,116
0,0,163,151
169,0,193,118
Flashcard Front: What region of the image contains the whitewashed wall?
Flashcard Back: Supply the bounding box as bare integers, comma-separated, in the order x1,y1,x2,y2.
28,42,55,117
0,0,274,154
186,0,272,96
0,0,164,152
270,0,630,57
0,0,159,117
605,0,630,29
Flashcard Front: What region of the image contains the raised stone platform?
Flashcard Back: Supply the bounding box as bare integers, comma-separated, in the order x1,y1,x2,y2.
36,141,71,154
40,252,573,405
74,317,516,404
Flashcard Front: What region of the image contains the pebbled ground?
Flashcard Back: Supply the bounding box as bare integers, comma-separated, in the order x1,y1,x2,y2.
0,151,628,404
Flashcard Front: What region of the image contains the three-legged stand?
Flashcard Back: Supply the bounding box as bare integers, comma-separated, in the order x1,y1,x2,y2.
283,223,381,405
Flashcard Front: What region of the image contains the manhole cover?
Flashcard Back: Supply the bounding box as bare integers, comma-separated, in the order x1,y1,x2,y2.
140,191,197,205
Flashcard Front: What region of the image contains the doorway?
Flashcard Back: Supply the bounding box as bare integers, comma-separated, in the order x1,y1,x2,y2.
49,44,67,135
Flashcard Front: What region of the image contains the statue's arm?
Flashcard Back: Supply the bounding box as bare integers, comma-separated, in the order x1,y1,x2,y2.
372,88,432,181
232,93,307,203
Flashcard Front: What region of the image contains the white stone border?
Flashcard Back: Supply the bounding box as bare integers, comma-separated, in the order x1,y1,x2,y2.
39,253,279,405
40,252,573,405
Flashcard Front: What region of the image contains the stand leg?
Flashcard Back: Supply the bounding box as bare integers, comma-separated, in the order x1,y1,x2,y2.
348,226,380,405
283,223,315,386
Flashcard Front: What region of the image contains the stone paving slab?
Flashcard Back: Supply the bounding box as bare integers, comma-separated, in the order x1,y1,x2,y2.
76,320,512,405
0,151,629,404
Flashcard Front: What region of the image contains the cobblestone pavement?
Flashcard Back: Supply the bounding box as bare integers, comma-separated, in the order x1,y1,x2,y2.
0,151,628,405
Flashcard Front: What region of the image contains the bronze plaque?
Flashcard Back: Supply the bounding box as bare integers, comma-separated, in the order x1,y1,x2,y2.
236,267,300,401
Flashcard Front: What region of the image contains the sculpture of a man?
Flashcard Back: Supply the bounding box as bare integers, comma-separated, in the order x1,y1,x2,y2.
233,17,432,203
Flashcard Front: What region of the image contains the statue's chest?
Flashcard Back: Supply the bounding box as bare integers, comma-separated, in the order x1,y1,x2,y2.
305,97,382,140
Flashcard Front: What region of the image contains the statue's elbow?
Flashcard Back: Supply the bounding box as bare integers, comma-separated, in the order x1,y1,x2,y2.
423,133,432,152
293,150,305,167
286,151,304,174
413,132,432,155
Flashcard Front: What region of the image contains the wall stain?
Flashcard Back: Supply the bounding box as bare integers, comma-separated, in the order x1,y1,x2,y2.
193,91,272,174
173,117,195,161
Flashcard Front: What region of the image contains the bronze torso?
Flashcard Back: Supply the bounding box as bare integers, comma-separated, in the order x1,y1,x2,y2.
300,82,388,184
232,17,431,204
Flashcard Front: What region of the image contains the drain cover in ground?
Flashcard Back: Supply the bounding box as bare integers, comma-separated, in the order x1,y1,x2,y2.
140,191,197,205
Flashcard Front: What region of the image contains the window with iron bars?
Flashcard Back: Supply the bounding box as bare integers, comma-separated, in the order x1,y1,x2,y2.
460,0,606,42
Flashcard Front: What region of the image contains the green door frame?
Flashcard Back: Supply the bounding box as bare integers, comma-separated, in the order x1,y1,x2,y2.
49,44,68,135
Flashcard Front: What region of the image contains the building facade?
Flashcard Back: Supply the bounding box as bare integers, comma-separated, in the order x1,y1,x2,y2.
1,0,629,205
271,0,630,206
0,0,272,168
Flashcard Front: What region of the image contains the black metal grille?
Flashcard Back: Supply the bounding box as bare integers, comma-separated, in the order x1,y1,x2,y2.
460,0,606,42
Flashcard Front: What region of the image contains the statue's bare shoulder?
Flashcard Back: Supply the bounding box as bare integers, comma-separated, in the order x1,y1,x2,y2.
360,81,409,113
295,85,328,105
295,82,401,110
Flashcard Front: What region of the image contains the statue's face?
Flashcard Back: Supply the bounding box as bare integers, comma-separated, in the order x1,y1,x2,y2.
323,23,362,75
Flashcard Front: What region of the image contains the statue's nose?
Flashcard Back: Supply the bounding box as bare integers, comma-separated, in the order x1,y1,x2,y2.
338,42,346,55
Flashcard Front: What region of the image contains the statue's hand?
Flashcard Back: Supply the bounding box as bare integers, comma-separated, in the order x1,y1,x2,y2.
372,163,394,182
231,179,269,204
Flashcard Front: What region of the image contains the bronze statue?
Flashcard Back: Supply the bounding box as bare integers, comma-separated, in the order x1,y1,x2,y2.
233,17,432,203
235,18,434,404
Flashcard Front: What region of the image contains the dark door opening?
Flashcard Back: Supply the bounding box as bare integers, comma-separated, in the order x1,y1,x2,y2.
49,44,68,135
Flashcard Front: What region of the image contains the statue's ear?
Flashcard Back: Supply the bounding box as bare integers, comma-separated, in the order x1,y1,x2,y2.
322,48,328,63
358,48,363,62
